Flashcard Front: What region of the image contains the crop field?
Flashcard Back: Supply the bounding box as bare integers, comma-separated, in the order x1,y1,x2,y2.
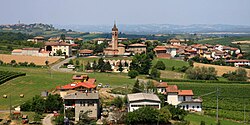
169,82,250,122
0,70,26,84
0,54,60,65
185,114,244,125
152,58,189,70
193,62,250,77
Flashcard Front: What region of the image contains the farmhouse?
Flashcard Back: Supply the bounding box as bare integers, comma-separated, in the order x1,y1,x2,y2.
127,93,161,112
78,49,93,57
128,43,147,54
154,82,202,112
56,74,100,121
225,59,250,67
64,92,100,121
45,42,72,56
12,48,50,57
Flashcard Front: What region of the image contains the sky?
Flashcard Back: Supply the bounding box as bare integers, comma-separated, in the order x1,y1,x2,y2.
1,0,250,25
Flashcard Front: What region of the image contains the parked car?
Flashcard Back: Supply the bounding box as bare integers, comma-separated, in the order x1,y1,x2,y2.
97,83,103,88
67,65,75,69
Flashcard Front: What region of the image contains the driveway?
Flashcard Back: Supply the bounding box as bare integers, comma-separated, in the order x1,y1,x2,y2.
42,114,53,125
50,56,76,73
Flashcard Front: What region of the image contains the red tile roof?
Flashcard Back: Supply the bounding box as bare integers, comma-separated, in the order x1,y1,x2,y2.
79,49,93,54
58,79,96,90
156,82,168,88
225,59,250,63
178,90,193,96
45,42,71,46
129,43,146,47
72,74,89,80
167,85,178,93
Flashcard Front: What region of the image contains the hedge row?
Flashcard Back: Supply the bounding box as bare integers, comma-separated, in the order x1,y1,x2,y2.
0,71,26,84
154,78,250,84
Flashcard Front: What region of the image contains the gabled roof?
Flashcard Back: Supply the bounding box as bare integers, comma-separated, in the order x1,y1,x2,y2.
178,90,193,96
167,85,178,93
156,82,168,88
64,91,99,100
129,43,146,47
45,42,71,46
79,49,93,54
72,74,89,80
127,93,161,102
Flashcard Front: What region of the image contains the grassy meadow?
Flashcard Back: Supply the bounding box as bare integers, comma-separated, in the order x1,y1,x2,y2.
0,66,135,109
152,58,189,70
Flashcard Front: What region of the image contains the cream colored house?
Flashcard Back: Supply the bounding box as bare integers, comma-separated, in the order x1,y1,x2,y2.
45,42,72,56
63,92,100,121
127,93,161,112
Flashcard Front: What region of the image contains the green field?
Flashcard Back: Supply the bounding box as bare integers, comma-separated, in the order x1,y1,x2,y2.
0,66,135,109
196,36,250,46
152,58,189,70
185,114,244,125
169,82,250,122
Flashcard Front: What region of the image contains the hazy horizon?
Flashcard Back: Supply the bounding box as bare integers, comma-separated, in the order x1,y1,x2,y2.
1,0,250,26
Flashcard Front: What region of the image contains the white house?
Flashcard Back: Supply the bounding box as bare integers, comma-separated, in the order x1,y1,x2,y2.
45,42,72,56
225,59,250,67
127,93,161,112
154,82,202,112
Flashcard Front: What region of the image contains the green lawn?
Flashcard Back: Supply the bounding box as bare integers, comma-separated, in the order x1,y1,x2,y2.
152,58,189,70
169,82,250,122
186,114,244,125
0,66,135,110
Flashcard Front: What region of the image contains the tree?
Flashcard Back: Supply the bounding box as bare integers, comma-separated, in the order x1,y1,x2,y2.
158,106,172,124
31,95,45,114
118,61,124,73
45,94,63,112
154,60,166,70
92,60,97,72
103,61,112,72
225,68,248,81
150,68,161,79
128,70,139,79
68,59,74,65
166,104,187,120
200,121,206,125
85,61,91,70
185,66,217,80
77,110,96,125
60,34,66,42
65,108,75,120
56,49,63,56
75,60,80,66
45,60,49,66
132,79,142,93
97,58,105,72
129,53,152,74
125,106,159,125
0,60,3,65
112,96,124,109
54,114,64,125
10,60,16,65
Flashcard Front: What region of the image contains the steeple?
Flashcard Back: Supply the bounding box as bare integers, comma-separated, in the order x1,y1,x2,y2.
112,21,118,31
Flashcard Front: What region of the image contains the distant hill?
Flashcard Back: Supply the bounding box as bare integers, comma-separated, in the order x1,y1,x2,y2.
55,24,250,35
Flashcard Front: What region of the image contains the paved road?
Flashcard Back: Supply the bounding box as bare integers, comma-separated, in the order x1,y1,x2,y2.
51,56,76,73
42,114,53,125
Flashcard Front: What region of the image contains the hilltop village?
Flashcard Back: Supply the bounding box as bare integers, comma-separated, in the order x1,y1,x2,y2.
0,23,250,125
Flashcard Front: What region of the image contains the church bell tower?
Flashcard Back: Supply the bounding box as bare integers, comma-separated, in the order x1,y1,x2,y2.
111,22,118,50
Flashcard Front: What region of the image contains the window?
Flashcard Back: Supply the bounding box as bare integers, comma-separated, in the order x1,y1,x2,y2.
192,106,194,109
186,105,189,109
197,106,199,109
182,106,185,109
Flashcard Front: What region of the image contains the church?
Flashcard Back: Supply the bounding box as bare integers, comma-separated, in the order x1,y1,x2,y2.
103,23,126,56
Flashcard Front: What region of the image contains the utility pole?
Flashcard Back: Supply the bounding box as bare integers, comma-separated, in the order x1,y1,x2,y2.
216,87,219,123
244,99,246,124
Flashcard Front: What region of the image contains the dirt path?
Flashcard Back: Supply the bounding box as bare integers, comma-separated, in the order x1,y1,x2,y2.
42,114,53,125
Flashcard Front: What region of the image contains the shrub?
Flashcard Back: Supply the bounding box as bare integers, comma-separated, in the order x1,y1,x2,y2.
154,60,166,70
150,68,161,79
128,70,139,78
185,66,217,80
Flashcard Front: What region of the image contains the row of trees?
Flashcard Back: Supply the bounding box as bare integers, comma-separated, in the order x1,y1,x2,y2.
20,94,63,114
223,68,248,81
125,105,187,125
0,59,38,67
185,66,217,80
85,58,112,72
